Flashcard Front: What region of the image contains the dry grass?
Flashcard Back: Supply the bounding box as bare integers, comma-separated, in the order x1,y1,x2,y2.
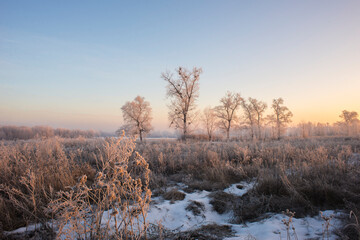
0,136,151,239
209,191,235,214
0,138,82,231
1,136,360,239
48,136,151,240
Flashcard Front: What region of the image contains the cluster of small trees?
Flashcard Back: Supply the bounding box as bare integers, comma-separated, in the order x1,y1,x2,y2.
201,94,293,141
0,126,100,140
119,66,359,141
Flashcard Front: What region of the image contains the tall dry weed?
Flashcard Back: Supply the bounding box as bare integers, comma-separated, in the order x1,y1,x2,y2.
0,138,79,231
48,136,151,240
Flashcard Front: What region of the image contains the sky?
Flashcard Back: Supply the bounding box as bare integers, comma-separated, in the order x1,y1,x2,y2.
1,1,359,132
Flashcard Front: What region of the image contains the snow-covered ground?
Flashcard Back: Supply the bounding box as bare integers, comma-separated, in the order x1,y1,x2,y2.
5,181,344,239
147,189,231,232
144,181,343,239
226,211,342,240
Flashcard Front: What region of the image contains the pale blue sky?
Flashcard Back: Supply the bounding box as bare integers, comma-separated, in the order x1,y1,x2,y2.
1,1,359,132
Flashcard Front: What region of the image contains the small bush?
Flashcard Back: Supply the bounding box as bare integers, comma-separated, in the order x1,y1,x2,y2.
209,191,235,214
163,189,186,203
185,200,205,216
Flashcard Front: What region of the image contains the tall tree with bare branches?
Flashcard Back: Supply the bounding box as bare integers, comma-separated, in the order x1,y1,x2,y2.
215,92,243,140
268,98,292,139
249,97,267,139
202,107,217,141
241,99,256,139
120,96,152,141
162,67,202,140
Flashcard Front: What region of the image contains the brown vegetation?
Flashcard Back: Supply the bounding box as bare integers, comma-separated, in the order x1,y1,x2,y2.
0,136,150,239
0,125,101,140
163,189,186,203
1,136,360,239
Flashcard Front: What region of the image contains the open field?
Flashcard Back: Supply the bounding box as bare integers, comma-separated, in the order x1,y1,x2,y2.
0,136,359,239
2,1,360,239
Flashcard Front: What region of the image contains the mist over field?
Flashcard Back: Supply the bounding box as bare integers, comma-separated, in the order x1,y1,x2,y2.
1,1,360,239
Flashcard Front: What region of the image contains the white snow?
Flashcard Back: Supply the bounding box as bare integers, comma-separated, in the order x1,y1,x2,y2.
223,181,255,196
226,210,343,240
3,223,44,235
146,189,231,232
144,182,343,239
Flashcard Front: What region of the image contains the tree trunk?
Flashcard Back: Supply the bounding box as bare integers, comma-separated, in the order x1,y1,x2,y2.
139,130,143,142
183,114,187,141
226,121,230,141
277,123,281,140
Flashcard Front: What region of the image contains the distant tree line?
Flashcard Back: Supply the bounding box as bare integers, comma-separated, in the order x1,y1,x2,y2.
292,110,360,138
0,126,102,140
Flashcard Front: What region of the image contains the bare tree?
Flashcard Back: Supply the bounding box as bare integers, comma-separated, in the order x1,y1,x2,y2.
268,98,293,139
215,92,243,140
162,66,202,140
120,96,152,141
249,98,267,139
202,107,217,141
339,110,359,136
241,99,256,139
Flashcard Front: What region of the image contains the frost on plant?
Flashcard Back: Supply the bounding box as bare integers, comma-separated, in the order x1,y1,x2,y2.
49,135,151,239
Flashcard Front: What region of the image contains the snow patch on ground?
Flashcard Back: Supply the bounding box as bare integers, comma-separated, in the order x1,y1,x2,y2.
223,181,255,196
147,189,231,232
226,210,342,240
145,181,342,239
4,223,44,235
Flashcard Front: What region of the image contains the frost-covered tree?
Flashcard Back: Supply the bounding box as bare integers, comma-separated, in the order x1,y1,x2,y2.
162,67,202,141
267,98,293,139
339,110,359,136
120,96,152,141
241,98,256,139
249,98,267,139
202,107,217,141
215,92,243,140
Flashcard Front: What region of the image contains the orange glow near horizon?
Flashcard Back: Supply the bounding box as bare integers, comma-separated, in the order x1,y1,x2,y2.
1,102,359,132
